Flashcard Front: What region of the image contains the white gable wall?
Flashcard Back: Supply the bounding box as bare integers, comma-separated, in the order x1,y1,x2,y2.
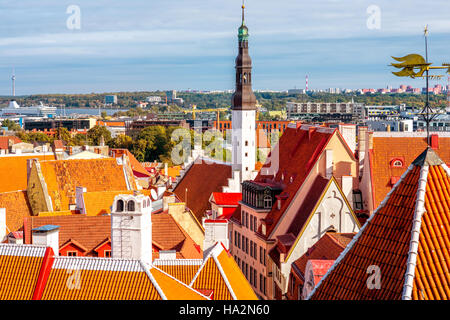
279,180,360,294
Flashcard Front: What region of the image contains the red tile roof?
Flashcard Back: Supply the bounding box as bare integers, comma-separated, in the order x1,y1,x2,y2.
110,148,151,178
211,192,242,206
292,232,354,285
255,126,339,236
0,136,21,150
371,134,450,208
309,147,450,300
308,260,335,285
173,160,232,222
24,211,202,259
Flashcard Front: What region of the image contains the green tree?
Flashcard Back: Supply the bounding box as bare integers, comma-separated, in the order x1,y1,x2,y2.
1,119,21,131
87,125,112,145
55,127,72,144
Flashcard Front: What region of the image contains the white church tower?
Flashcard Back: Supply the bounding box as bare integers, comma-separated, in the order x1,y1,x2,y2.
231,3,257,184
111,193,152,266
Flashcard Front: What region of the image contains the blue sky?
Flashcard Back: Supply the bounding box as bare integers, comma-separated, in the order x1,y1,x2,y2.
0,0,449,95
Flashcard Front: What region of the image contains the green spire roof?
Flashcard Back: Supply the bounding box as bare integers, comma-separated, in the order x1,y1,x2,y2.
238,3,248,41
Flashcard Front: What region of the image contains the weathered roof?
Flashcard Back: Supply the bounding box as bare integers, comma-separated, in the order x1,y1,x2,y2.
0,190,32,233
38,158,133,211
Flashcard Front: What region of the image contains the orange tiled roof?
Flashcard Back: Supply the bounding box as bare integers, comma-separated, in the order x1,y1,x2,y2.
160,166,182,179
0,244,47,300
110,149,151,178
40,256,207,300
0,190,32,232
24,210,202,259
152,210,202,259
153,260,203,284
81,190,152,216
0,153,56,193
24,215,111,255
38,158,132,211
371,135,450,208
190,243,258,300
309,147,450,300
173,160,232,222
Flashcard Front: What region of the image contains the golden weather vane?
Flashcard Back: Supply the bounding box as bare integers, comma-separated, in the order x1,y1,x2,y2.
390,26,450,145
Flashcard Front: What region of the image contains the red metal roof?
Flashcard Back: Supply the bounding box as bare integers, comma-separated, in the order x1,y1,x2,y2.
211,192,242,206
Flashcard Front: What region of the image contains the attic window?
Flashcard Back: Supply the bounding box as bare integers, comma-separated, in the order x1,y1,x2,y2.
390,158,404,168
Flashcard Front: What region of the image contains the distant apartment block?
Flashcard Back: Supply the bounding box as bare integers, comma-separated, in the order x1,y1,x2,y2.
146,96,163,104
105,95,118,105
286,102,365,122
24,118,96,131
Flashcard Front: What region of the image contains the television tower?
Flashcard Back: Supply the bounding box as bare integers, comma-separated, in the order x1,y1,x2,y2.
11,68,16,97
305,75,309,92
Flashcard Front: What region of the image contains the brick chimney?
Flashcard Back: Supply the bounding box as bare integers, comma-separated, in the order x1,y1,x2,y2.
32,225,60,256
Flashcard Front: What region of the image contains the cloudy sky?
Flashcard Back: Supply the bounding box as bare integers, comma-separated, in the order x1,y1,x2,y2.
0,0,449,95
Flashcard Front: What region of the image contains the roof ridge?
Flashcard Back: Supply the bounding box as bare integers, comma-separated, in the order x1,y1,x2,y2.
151,266,210,300
402,164,429,300
412,147,444,166
212,253,237,300
139,261,167,300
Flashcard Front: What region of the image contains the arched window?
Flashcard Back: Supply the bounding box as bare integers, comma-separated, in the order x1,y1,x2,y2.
117,199,124,212
127,200,135,212
393,160,403,167
264,195,272,209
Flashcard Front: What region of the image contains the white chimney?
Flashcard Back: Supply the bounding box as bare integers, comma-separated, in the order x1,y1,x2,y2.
164,162,168,177
159,250,176,260
32,225,60,255
203,219,229,259
341,176,353,209
111,194,152,266
325,149,333,179
0,208,6,242
338,124,356,154
75,186,87,214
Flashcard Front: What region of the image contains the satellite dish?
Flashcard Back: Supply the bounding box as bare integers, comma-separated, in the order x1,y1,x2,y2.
150,189,158,200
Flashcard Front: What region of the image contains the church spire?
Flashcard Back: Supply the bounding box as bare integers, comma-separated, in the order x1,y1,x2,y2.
232,1,256,111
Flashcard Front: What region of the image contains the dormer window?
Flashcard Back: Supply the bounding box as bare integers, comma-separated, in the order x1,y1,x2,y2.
390,158,404,168
264,195,272,209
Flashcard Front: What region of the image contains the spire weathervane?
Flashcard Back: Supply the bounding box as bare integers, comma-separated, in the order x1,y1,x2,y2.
390,27,450,145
